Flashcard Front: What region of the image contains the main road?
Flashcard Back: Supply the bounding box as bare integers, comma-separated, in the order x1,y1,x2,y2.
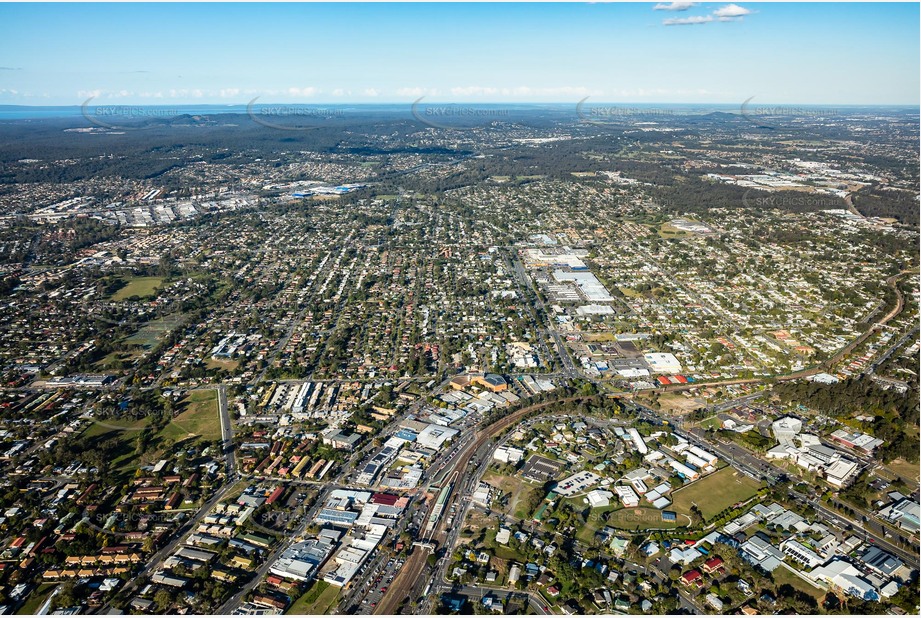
217,384,236,478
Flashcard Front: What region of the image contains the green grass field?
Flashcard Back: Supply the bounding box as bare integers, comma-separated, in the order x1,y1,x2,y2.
158,389,221,443
698,416,723,430
81,417,152,475
772,565,825,600
287,581,339,614
670,467,763,521
84,417,150,439
111,276,164,301
94,349,144,370
658,224,691,238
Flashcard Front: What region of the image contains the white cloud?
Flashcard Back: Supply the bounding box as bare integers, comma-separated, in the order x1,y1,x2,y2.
397,86,441,97
662,3,754,26
331,88,349,97
450,86,498,97
714,4,753,18
663,15,714,26
219,88,240,98
287,87,317,97
653,2,697,11
363,88,380,97
445,85,596,98
165,88,206,99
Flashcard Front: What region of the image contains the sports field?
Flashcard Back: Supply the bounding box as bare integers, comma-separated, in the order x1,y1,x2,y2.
111,276,164,300
670,466,763,521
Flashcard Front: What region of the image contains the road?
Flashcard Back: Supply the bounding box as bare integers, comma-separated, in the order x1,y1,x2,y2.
706,392,765,415
508,254,580,378
843,193,863,219
500,250,557,374
216,384,236,478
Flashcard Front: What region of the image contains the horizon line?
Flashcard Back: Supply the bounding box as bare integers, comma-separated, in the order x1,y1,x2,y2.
1,102,919,109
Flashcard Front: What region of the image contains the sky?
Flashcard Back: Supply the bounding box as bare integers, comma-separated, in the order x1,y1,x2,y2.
0,2,918,106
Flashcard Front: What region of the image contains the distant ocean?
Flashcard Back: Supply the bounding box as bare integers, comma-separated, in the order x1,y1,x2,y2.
0,103,914,121
0,105,356,120
0,103,551,120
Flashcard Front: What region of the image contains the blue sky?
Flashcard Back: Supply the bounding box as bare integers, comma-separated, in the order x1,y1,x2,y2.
0,2,918,105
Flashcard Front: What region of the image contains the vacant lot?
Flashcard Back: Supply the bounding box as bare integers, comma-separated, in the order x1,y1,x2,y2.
111,276,164,300
206,357,240,371
482,470,543,520
84,416,150,438
655,392,705,414
583,332,617,342
670,467,763,521
158,389,221,443
885,458,920,483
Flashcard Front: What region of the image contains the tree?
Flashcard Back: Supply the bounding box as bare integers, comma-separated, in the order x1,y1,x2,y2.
154,589,173,611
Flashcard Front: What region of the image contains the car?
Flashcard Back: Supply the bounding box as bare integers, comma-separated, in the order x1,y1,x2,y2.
371,603,377,608
381,587,387,592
